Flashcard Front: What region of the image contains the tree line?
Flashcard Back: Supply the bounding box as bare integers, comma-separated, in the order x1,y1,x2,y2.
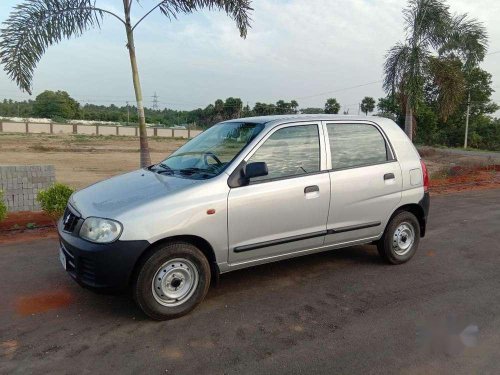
0,92,375,126
1,84,498,150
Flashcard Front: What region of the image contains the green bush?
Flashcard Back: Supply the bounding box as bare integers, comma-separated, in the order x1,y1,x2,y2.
51,115,68,123
36,183,74,219
0,190,7,222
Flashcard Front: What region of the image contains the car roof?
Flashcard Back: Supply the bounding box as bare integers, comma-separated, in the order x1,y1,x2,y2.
221,114,390,128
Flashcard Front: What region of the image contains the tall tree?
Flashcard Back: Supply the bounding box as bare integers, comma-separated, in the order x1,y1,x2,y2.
0,0,253,167
383,0,486,141
325,98,340,114
301,107,324,114
253,102,276,116
223,97,243,119
33,90,80,119
376,95,403,123
276,100,288,114
360,97,376,116
275,99,299,114
426,56,465,122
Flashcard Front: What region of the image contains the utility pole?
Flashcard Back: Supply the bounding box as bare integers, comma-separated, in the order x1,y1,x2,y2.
464,91,471,149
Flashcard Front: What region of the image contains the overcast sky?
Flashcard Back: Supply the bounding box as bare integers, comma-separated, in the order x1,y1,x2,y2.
0,0,499,114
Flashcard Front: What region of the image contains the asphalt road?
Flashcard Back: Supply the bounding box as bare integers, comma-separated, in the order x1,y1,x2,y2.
1,189,500,374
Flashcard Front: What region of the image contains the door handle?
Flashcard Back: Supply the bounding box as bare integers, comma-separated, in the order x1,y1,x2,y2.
384,173,395,180
304,185,319,194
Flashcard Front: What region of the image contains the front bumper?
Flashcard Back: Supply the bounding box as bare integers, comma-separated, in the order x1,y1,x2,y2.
58,219,149,290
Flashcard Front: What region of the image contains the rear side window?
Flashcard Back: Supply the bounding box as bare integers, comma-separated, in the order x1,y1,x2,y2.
248,124,320,182
326,123,388,169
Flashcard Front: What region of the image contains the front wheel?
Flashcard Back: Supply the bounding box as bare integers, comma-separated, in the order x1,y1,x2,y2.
377,211,420,264
133,242,211,320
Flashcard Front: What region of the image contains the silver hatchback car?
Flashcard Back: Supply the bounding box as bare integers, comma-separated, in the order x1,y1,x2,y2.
58,115,430,320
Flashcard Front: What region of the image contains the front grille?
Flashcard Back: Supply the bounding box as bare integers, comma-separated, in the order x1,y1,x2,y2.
79,257,97,283
60,243,97,284
62,207,79,233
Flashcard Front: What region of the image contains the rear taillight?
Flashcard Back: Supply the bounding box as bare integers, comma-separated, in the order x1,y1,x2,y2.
421,160,429,192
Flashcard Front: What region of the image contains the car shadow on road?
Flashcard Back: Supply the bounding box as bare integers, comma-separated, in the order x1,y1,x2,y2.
69,244,383,321
207,244,384,299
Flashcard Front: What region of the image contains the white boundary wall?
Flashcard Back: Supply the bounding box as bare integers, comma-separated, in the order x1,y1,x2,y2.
0,121,202,139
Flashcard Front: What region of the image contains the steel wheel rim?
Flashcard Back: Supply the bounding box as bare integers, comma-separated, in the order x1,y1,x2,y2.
152,258,199,307
392,222,415,256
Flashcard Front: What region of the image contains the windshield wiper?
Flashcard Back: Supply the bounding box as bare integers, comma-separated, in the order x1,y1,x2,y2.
155,163,175,175
178,167,216,176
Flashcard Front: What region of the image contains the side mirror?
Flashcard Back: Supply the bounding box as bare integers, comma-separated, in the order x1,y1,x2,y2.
245,162,268,179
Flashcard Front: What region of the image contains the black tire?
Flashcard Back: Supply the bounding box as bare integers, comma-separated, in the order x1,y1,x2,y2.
377,211,420,265
133,241,211,320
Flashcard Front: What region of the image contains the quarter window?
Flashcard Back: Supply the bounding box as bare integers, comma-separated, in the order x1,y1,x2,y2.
327,123,388,169
248,124,320,182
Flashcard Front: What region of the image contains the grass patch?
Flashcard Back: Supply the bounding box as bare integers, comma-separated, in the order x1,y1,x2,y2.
416,147,440,158
29,144,55,152
29,143,99,152
70,134,97,142
151,136,187,142
440,145,497,153
26,222,37,229
430,167,451,180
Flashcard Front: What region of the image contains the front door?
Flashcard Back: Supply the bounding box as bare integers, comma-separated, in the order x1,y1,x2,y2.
227,123,330,265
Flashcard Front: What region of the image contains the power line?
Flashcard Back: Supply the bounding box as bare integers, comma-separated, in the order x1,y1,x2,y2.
295,49,500,103
296,80,383,101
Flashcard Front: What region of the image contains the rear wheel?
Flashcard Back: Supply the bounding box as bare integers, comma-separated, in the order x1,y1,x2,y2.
377,211,420,264
133,242,211,320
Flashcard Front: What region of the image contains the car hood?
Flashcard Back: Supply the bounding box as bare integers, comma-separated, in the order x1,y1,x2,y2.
70,169,200,218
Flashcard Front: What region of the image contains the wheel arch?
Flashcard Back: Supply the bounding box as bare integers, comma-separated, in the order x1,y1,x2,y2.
387,203,426,237
129,235,220,287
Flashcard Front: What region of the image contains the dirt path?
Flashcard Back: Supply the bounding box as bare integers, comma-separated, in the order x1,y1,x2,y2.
419,146,500,160
0,133,186,189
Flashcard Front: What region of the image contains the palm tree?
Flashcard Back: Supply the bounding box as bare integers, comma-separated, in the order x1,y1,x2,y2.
383,0,486,141
360,97,375,116
0,0,253,167
325,98,340,114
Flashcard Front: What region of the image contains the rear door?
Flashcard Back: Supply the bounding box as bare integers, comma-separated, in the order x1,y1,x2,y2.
323,121,402,245
227,122,331,265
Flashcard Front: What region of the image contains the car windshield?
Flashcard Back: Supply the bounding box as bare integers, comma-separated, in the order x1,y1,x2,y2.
151,122,265,179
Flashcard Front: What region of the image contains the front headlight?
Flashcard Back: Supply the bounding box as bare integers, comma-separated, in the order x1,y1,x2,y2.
79,217,122,243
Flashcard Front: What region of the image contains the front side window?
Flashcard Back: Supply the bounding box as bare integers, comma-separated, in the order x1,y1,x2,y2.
153,122,265,179
327,123,388,169
248,124,320,182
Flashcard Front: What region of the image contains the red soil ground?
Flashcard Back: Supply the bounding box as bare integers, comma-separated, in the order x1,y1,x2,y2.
429,165,500,195
0,211,57,245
